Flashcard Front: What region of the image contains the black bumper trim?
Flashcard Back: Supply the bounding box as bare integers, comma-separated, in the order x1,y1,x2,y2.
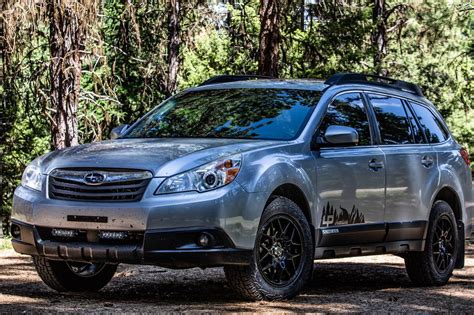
316,220,427,247
12,239,38,256
144,248,252,268
10,220,252,268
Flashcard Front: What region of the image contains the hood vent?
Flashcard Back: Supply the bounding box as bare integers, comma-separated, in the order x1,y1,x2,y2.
48,169,152,202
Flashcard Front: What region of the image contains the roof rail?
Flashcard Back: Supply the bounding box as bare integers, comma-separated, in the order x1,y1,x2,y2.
199,74,273,86
325,73,423,97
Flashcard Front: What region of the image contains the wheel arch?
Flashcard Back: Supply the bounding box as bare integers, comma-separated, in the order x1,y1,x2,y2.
423,185,464,254
432,185,463,222
266,183,315,248
268,183,312,225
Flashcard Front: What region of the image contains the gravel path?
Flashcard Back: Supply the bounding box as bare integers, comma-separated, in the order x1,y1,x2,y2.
0,245,473,313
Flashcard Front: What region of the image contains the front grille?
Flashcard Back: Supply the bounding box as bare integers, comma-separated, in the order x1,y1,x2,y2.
48,169,152,202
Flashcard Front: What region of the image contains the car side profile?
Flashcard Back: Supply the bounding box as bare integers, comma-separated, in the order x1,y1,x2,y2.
11,73,473,300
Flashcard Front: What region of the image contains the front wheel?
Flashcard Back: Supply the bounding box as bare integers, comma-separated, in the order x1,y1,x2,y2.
224,196,314,300
404,200,458,286
33,256,117,292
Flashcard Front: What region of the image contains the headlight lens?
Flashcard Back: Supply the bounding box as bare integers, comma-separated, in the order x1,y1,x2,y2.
156,154,242,194
21,162,43,191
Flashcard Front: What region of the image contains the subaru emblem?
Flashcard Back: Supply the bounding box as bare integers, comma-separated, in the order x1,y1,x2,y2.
83,172,107,185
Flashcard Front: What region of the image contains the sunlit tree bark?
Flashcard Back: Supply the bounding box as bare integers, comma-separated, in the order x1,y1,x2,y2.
48,0,82,149
166,0,180,96
47,0,97,149
258,0,280,77
372,0,387,76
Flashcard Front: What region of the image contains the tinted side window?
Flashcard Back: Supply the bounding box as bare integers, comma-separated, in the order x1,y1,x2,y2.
409,102,448,143
405,103,425,144
369,94,413,145
318,93,371,145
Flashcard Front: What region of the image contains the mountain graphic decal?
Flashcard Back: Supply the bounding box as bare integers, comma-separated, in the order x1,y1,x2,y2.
321,202,365,227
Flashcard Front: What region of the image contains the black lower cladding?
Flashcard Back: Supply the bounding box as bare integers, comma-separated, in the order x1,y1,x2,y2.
10,220,251,268
317,221,427,247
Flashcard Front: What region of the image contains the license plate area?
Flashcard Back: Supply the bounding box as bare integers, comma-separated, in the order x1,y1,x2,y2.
67,215,108,223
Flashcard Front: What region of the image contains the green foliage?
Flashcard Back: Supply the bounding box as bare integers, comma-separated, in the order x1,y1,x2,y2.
180,1,260,88
0,237,12,250
386,0,473,153
1,20,51,231
281,1,374,78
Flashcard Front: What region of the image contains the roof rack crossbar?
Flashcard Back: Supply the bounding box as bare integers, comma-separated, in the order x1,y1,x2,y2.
325,73,423,96
199,74,273,86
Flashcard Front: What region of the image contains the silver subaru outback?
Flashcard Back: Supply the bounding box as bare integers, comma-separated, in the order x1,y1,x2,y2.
11,73,473,300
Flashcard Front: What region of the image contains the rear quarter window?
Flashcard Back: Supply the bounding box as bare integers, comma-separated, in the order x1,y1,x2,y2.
409,102,449,143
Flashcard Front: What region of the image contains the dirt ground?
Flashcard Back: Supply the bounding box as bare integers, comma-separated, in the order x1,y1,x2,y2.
0,245,473,313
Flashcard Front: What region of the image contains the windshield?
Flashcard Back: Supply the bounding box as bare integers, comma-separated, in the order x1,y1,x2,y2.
123,88,322,140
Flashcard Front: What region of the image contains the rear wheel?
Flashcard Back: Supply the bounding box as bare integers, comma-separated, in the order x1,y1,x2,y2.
224,196,313,300
404,200,458,286
33,256,117,292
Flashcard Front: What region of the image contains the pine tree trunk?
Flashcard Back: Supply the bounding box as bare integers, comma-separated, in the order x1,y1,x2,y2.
166,0,180,97
300,0,305,31
0,0,13,147
48,0,82,149
372,0,387,76
258,0,280,77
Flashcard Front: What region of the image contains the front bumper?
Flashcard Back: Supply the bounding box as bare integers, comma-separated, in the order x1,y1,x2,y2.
11,220,252,268
12,181,268,250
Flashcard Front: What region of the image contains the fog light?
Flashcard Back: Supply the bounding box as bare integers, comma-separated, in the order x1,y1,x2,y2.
198,234,209,247
99,231,128,240
11,224,21,239
197,232,214,247
52,228,77,238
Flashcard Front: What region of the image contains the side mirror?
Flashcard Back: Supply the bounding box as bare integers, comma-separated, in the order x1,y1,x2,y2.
311,125,359,149
324,125,359,145
110,124,130,139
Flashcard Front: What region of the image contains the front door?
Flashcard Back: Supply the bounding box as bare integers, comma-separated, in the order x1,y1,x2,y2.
314,92,386,247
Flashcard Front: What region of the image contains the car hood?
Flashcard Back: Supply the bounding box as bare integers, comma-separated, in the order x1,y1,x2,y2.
41,138,282,177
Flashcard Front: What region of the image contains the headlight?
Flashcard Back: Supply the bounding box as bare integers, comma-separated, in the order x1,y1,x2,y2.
21,160,43,191
156,154,242,194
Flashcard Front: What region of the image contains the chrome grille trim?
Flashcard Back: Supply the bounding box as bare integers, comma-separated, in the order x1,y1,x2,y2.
48,169,152,202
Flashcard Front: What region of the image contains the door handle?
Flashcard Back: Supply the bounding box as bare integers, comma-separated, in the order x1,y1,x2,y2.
421,155,434,168
368,159,384,171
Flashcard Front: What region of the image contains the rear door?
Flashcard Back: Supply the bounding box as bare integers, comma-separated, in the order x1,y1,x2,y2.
367,93,438,242
314,92,387,246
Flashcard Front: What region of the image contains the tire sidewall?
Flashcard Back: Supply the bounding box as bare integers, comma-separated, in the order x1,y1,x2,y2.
250,196,314,300
35,257,118,292
425,201,458,282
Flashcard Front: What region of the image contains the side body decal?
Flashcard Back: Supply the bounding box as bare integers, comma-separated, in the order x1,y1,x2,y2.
321,202,365,227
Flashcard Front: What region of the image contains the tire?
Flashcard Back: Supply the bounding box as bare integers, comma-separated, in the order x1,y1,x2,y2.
404,200,458,286
224,196,314,300
33,256,117,292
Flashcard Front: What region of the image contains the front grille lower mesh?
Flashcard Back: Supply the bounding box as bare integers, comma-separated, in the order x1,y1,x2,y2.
48,169,152,202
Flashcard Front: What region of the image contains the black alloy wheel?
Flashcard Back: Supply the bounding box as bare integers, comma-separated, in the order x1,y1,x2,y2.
66,261,107,278
256,215,304,286
432,215,455,272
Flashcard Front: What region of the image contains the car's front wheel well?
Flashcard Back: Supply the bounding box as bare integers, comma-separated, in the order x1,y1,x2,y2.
267,183,312,227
